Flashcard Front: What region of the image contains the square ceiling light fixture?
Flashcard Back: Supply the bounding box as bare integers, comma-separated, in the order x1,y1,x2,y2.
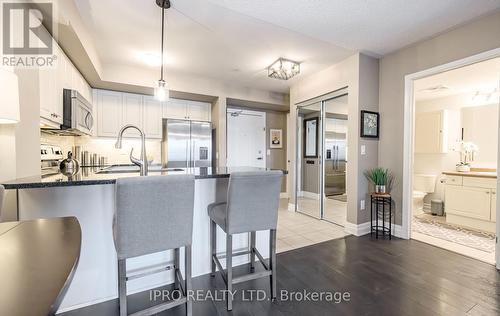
267,58,300,80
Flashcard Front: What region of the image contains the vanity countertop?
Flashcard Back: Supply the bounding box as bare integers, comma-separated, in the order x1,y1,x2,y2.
442,170,497,179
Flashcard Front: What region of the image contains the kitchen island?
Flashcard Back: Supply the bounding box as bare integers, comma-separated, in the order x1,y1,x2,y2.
2,167,286,313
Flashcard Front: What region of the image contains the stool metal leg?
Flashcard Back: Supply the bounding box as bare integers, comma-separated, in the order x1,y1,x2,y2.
118,259,127,316
210,220,216,277
226,234,233,311
185,245,192,316
269,229,277,300
250,231,256,272
174,248,180,290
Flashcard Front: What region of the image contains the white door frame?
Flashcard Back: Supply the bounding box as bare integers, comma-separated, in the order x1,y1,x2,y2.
402,47,500,268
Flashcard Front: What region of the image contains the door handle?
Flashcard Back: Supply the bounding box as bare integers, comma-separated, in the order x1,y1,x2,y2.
257,157,263,160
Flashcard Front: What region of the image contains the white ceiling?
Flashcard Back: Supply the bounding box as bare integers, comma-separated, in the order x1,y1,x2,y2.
415,57,500,101
74,0,500,94
208,0,500,56
74,0,352,93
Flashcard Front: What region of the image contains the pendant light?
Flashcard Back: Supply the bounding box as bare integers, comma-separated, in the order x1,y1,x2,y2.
154,0,171,101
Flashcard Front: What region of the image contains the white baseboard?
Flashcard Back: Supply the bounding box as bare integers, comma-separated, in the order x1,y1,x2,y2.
344,221,404,238
280,192,289,199
287,203,295,212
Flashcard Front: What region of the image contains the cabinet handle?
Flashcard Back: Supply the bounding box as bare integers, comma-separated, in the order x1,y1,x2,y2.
486,191,490,194
492,192,496,195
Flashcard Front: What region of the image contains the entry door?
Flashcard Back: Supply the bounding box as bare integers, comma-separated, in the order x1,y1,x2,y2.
226,109,266,168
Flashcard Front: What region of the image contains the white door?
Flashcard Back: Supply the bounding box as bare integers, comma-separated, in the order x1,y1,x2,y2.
226,109,266,168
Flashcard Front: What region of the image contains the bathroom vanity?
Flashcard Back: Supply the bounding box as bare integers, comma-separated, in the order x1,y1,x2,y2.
443,171,497,233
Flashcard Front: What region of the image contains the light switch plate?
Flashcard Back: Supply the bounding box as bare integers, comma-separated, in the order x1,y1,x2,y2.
267,149,271,156
360,199,365,210
361,145,366,155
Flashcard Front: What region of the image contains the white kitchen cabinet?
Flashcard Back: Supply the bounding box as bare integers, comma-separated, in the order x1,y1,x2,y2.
122,93,143,137
97,90,123,137
163,98,211,121
39,28,93,126
164,99,188,120
187,100,211,121
415,110,445,153
143,96,163,139
95,90,163,139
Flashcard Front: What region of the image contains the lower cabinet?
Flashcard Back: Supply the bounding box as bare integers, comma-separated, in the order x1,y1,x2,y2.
492,190,497,222
445,185,491,221
444,174,497,233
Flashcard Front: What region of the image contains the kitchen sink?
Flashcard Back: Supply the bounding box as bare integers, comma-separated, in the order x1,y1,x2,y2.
96,165,185,174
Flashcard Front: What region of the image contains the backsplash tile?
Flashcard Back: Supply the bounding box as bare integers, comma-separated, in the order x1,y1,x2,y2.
41,132,162,165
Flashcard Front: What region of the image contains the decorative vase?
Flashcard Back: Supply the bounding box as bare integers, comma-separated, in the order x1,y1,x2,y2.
375,185,386,194
456,165,470,172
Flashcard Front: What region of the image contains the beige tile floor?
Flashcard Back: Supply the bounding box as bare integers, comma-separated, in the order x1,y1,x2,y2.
295,196,347,226
277,199,348,253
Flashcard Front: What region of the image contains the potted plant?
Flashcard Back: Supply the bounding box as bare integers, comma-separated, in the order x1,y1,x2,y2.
364,167,394,194
456,141,478,172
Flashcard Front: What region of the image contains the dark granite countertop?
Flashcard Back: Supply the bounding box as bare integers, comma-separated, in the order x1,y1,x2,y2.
1,166,288,190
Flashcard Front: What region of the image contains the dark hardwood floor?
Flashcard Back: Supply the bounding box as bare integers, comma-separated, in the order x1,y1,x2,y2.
60,235,500,316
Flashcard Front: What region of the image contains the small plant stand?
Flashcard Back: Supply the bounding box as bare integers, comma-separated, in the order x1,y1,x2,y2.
370,193,393,239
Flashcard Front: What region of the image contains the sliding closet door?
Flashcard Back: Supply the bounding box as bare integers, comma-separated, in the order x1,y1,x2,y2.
296,102,322,219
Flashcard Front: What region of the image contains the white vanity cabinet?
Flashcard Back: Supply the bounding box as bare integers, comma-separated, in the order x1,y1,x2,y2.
444,174,497,233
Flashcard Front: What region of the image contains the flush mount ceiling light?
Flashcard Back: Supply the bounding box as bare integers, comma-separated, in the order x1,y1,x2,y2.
267,58,300,80
420,84,450,93
472,88,499,102
154,0,171,101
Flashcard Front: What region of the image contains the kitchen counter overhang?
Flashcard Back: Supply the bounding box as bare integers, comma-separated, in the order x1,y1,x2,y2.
1,166,288,190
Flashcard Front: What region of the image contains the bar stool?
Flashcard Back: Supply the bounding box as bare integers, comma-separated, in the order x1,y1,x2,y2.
114,175,195,316
208,170,282,310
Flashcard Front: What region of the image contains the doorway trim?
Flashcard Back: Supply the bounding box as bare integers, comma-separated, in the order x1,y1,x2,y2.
402,47,500,267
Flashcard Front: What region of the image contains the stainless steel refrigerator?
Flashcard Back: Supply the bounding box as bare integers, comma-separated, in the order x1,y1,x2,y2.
162,119,213,168
324,118,347,196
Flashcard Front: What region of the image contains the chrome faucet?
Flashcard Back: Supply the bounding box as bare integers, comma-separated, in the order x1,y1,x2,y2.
115,125,148,176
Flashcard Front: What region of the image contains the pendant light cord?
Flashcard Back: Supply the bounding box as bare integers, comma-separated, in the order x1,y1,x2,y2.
160,1,165,81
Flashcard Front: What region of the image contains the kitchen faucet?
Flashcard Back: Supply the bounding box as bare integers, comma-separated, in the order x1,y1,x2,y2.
115,125,148,176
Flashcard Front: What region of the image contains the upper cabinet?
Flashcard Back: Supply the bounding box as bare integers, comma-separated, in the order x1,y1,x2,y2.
143,96,163,139
39,25,92,126
97,90,123,137
414,109,460,154
163,99,211,121
95,90,163,139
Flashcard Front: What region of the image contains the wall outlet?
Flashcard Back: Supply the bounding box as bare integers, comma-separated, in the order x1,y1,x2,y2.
360,199,365,210
360,145,366,155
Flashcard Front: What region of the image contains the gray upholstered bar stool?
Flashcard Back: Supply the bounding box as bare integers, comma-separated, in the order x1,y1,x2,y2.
114,175,195,316
208,170,282,310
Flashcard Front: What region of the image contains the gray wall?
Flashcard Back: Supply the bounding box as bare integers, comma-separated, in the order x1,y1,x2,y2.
265,111,288,192
379,11,500,225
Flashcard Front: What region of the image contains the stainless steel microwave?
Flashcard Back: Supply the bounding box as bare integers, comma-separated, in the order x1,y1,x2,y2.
61,89,94,135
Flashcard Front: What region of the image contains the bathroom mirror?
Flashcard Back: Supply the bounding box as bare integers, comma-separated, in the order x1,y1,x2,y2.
304,117,318,158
